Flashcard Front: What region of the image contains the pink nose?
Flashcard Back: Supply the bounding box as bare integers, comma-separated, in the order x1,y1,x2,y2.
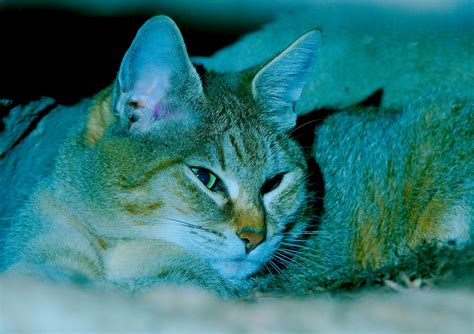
237,227,266,253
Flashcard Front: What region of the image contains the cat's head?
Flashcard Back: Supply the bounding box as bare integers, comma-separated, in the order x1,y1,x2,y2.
79,16,320,282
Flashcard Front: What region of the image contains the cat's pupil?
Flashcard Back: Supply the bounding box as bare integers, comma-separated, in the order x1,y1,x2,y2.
197,169,211,185
191,167,220,191
261,173,284,194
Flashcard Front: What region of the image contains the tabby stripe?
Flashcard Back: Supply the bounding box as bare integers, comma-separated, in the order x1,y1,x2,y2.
123,200,163,215
118,159,180,189
215,141,227,170
42,248,103,279
229,134,244,163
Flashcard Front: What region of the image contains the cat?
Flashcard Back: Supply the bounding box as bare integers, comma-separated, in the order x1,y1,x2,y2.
3,16,321,297
192,4,474,291
3,14,472,298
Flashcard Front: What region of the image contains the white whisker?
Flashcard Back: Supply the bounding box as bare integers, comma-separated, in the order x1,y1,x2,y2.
275,250,313,272
266,258,292,283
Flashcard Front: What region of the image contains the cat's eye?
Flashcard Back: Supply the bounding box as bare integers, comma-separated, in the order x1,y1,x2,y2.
191,167,222,191
261,173,285,194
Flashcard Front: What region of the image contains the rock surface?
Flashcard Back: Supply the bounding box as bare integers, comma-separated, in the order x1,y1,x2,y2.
197,5,474,114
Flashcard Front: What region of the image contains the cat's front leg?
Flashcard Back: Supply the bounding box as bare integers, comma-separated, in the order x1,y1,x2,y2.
4,228,105,287
103,240,240,297
6,260,101,287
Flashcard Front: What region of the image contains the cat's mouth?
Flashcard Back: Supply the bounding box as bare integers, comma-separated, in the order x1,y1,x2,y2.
211,258,262,281
207,234,285,281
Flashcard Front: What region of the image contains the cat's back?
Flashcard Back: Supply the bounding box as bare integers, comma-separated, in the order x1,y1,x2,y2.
0,99,92,268
314,92,473,268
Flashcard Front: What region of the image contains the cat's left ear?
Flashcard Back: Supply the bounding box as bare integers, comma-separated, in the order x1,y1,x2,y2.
252,30,321,132
113,16,203,134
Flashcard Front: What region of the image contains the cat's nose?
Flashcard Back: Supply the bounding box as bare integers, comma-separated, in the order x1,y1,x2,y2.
237,227,266,253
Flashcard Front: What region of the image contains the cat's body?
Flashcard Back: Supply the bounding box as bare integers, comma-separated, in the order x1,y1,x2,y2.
3,14,473,297
5,86,308,296
271,92,473,288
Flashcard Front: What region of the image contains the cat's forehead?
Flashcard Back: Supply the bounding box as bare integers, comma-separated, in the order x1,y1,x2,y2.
187,70,304,172
192,118,304,180
198,71,266,131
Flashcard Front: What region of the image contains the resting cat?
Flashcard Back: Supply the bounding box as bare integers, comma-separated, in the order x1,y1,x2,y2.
3,15,472,297
3,16,320,296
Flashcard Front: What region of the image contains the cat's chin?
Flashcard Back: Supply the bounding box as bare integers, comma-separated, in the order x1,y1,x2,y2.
211,259,260,282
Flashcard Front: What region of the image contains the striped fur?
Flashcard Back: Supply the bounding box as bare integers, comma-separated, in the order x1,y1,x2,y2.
3,17,318,297
271,92,473,288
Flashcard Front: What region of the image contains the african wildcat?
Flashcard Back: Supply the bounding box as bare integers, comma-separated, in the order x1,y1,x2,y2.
3,16,320,296
4,15,472,297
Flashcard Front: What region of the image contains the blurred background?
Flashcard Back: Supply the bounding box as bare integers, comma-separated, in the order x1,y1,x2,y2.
0,0,471,104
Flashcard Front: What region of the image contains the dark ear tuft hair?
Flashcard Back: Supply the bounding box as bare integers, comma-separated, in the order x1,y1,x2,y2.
193,63,207,80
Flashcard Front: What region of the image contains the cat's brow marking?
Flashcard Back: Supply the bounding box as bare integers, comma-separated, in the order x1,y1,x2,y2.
228,134,244,163
215,141,227,170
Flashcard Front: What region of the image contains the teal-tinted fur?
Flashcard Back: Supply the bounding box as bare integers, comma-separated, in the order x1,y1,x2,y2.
272,92,473,287
3,14,473,297
3,16,321,297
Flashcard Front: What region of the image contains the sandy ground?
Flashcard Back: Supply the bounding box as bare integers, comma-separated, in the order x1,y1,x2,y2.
1,274,473,333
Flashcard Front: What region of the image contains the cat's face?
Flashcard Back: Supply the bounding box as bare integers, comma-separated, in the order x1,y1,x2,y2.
92,105,308,281
180,124,308,281
79,16,320,282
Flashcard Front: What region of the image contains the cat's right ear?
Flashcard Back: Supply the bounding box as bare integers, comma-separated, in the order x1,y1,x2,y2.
252,30,320,132
113,16,203,135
